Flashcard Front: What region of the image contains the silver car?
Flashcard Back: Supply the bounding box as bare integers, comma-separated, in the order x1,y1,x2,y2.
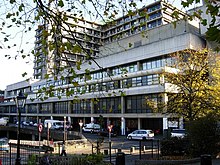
171,129,186,138
0,138,9,153
127,129,154,140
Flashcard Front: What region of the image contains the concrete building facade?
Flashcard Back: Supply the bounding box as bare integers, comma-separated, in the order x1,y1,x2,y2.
0,0,208,136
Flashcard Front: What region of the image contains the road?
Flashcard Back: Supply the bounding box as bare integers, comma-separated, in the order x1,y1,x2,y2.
83,132,162,149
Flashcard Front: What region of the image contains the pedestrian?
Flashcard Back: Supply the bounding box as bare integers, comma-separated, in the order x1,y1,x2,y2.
60,141,67,156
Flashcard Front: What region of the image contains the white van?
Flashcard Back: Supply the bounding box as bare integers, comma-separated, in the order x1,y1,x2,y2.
82,123,101,133
0,118,8,126
44,120,63,130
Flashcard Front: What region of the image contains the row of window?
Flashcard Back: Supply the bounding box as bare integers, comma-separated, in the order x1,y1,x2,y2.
32,56,175,91
8,56,174,99
0,94,162,114
122,74,160,88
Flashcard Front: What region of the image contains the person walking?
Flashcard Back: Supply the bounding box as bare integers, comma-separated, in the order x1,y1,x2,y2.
60,141,67,156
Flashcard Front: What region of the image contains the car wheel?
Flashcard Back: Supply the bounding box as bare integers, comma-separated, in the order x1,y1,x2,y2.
90,130,94,134
128,136,132,140
142,137,146,140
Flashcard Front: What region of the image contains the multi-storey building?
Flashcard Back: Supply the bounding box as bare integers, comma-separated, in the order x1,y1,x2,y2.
0,0,208,136
34,0,184,79
0,90,4,103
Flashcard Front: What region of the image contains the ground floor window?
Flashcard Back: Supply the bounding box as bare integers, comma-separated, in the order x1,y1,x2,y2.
125,94,163,113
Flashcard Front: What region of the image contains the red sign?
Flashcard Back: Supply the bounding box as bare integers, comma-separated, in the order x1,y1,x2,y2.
38,124,43,133
108,125,113,132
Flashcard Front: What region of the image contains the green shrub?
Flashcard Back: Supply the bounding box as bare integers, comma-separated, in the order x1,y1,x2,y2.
27,154,37,165
85,153,108,165
186,113,220,157
161,137,190,156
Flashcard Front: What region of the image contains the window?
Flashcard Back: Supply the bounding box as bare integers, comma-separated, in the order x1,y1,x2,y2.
54,101,68,114
125,94,162,113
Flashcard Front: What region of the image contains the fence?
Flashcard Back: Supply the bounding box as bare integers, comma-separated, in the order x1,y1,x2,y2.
0,142,46,165
136,139,160,160
0,139,90,165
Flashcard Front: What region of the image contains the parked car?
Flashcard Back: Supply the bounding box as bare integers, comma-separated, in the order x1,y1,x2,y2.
0,137,9,152
22,121,30,126
127,129,154,140
82,123,101,133
33,123,38,127
171,129,186,138
0,118,8,126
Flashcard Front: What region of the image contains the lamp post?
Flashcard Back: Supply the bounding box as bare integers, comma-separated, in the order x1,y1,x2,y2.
79,120,83,137
13,91,27,165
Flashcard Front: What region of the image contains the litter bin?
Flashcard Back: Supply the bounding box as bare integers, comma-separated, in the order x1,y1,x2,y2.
116,152,125,165
201,154,212,165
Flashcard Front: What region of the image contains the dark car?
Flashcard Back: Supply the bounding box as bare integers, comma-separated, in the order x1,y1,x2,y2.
99,127,118,137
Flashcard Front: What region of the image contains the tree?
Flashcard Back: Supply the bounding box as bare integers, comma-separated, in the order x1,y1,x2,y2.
162,49,220,121
181,0,220,51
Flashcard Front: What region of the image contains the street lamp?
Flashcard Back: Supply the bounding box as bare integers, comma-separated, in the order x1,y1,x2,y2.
13,91,27,165
79,120,83,137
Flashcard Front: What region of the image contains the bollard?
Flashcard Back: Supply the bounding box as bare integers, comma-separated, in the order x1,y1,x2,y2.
116,152,125,165
201,154,212,165
130,146,135,154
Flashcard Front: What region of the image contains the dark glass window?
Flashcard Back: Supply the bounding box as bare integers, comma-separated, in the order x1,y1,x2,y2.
27,104,38,113
72,99,91,114
94,97,121,114
54,101,68,114
39,103,51,114
125,94,162,113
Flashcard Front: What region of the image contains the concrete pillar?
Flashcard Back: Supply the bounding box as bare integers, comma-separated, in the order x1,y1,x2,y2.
121,117,125,135
138,118,141,129
121,96,126,135
91,100,94,114
179,117,184,129
68,116,71,123
91,117,94,123
68,101,72,114
37,104,40,114
137,61,141,71
121,96,125,114
163,117,168,130
50,103,53,114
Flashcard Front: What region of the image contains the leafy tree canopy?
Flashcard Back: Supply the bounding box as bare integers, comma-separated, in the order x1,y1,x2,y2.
163,49,220,121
